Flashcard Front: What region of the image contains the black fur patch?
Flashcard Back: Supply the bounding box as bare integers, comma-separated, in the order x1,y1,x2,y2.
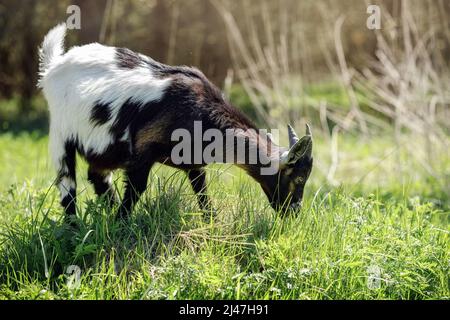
87,169,110,195
109,98,142,139
61,189,76,215
56,139,77,215
116,47,142,69
85,98,164,170
143,56,206,81
85,141,131,171
91,101,112,126
59,139,77,178
110,97,168,141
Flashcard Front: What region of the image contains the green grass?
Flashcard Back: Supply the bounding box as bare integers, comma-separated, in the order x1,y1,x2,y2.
0,132,448,300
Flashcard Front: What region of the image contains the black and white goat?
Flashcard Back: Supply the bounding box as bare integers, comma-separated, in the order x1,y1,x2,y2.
38,24,313,220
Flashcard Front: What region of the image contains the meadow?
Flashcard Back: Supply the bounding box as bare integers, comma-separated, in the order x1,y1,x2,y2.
0,0,449,301
0,127,448,300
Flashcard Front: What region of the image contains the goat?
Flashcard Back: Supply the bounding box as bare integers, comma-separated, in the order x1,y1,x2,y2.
38,24,313,221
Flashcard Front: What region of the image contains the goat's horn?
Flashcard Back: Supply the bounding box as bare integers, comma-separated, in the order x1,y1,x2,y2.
305,123,312,137
287,124,299,148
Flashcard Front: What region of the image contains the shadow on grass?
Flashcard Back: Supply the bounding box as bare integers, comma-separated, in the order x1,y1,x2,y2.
0,190,187,291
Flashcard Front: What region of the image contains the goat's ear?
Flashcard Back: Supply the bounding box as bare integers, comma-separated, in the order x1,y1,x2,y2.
287,135,312,163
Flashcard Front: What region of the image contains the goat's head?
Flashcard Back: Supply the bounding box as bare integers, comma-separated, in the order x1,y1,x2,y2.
262,124,313,212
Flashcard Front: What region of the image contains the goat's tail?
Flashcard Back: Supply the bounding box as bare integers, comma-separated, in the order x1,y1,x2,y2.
38,23,67,87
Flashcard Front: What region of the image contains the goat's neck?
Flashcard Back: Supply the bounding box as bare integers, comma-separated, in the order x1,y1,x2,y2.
210,103,286,192
228,127,286,195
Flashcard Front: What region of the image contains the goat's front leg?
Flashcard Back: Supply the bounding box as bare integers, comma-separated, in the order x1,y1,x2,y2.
51,138,77,222
87,167,118,206
116,163,152,220
187,168,211,211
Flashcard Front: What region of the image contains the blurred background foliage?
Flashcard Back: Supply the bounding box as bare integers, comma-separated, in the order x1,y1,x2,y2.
0,0,448,116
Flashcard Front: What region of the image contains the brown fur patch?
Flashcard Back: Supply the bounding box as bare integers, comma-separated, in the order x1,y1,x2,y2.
173,74,205,101
135,117,171,153
190,80,205,96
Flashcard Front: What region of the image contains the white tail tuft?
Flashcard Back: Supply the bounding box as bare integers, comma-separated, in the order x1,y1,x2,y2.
38,23,67,87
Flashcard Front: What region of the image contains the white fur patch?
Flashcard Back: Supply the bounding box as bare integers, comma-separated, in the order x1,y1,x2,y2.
58,176,76,199
104,172,113,185
40,40,172,171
